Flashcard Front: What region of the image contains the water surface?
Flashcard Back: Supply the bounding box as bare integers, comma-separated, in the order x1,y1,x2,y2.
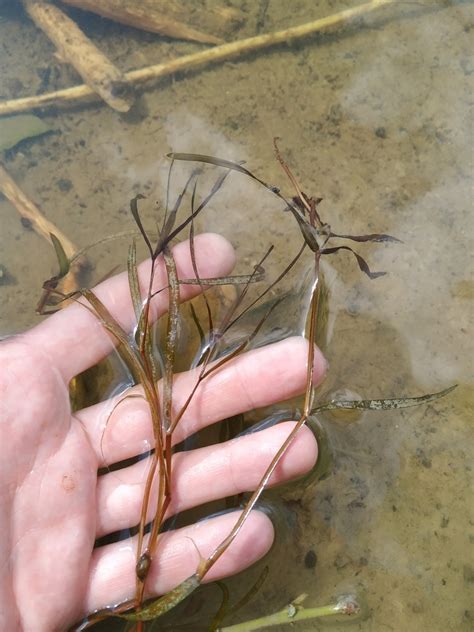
0,1,472,630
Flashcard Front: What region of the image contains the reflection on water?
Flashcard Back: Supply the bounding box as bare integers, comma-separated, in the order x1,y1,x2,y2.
0,1,472,630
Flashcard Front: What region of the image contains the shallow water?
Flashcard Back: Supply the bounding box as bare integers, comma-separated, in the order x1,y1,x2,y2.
0,1,472,630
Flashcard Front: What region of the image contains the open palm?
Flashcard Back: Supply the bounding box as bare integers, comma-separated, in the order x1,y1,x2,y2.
0,234,325,632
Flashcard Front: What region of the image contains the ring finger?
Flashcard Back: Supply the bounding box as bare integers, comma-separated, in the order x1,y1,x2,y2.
78,336,327,467
95,421,318,538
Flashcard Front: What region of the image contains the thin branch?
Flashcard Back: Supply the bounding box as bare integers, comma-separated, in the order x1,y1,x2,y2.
0,1,396,116
59,0,224,44
23,0,132,112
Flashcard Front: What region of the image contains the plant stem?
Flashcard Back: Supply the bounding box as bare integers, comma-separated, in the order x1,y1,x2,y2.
219,594,361,631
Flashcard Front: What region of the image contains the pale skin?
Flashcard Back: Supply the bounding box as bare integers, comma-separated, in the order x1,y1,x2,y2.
0,234,326,632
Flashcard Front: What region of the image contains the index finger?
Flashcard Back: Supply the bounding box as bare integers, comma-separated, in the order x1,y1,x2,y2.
26,234,236,381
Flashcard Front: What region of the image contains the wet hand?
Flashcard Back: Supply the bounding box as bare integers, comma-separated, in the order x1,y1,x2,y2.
0,234,326,631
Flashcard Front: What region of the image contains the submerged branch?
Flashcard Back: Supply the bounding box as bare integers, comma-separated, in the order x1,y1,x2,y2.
23,0,132,112
0,162,77,258
0,163,88,297
59,0,224,44
1,1,397,116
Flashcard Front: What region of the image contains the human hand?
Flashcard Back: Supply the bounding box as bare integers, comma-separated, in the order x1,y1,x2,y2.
0,233,326,631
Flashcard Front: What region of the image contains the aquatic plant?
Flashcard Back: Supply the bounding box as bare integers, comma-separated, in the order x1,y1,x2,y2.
38,141,453,631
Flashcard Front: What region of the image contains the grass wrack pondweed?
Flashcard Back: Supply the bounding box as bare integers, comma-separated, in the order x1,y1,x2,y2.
38,141,453,631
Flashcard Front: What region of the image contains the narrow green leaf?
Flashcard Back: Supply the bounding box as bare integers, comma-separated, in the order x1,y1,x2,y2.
189,302,205,347
225,243,305,332
209,582,231,632
130,194,153,257
120,574,201,621
313,385,457,414
164,170,230,247
127,240,142,328
227,566,269,616
159,168,201,246
168,152,295,215
201,296,284,379
80,289,130,345
330,231,402,244
68,230,143,265
298,219,322,253
189,181,214,337
162,247,180,432
168,152,252,177
49,233,70,278
179,271,265,286
127,242,159,381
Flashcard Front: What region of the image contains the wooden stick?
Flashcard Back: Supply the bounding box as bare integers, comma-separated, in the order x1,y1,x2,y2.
60,0,244,39
23,0,133,113
0,162,86,292
60,0,224,45
0,0,395,117
0,162,77,258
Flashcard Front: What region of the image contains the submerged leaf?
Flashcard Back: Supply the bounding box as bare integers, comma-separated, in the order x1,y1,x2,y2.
0,114,52,152
210,568,269,631
330,231,401,244
179,271,265,286
201,296,284,379
227,566,269,616
321,245,386,279
127,240,142,327
189,190,214,342
162,248,180,431
120,574,201,621
160,168,200,245
298,219,321,252
313,385,457,414
168,152,252,178
168,152,292,211
165,169,230,246
130,194,153,257
209,582,231,632
225,243,305,332
190,302,205,347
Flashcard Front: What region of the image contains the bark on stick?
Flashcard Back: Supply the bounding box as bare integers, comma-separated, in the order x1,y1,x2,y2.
60,0,224,44
23,0,133,112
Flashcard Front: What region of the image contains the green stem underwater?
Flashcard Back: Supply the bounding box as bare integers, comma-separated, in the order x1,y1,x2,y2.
219,594,362,631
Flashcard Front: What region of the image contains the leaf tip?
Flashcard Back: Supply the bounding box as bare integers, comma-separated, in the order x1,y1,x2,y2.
49,232,70,278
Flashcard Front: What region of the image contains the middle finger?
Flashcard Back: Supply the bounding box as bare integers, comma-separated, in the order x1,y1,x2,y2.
95,420,318,538
78,336,327,467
